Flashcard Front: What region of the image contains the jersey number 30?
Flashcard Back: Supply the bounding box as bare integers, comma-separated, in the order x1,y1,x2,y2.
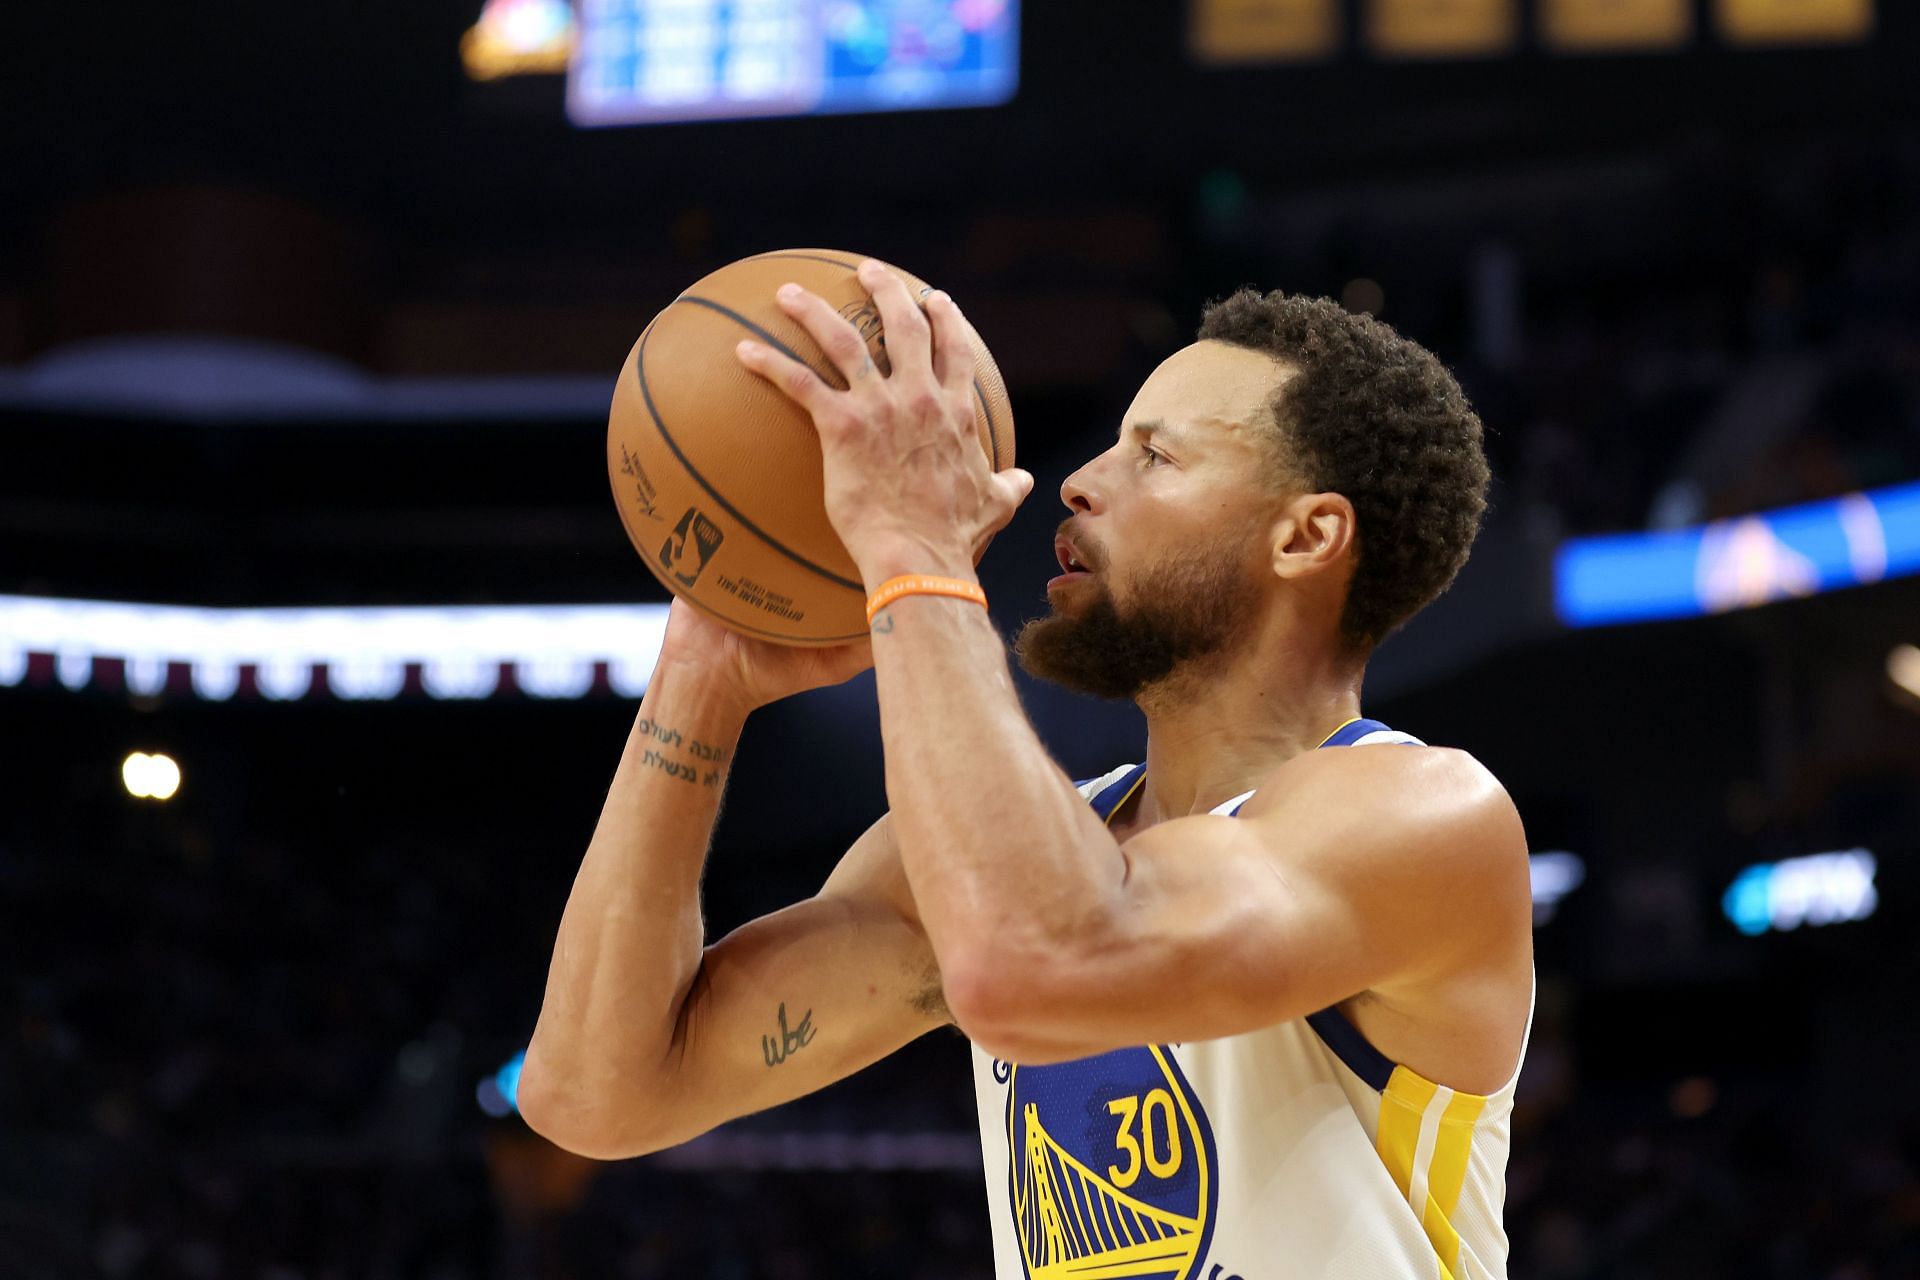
1106,1089,1184,1188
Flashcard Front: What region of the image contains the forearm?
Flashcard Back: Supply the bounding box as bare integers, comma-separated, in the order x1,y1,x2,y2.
866,579,1123,977
522,662,750,1128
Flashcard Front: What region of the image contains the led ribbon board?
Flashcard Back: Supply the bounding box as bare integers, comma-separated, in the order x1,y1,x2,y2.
1539,0,1692,51
0,595,672,701
1190,0,1341,63
1366,0,1518,58
1715,0,1873,45
1555,479,1920,627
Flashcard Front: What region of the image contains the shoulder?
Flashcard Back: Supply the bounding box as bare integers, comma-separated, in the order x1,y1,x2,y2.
1249,742,1514,829
1240,744,1528,915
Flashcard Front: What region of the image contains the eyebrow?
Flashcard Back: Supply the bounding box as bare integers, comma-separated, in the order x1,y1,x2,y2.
1119,419,1195,450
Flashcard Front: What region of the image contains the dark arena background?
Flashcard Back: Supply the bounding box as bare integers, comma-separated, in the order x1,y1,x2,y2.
6,2,1920,1277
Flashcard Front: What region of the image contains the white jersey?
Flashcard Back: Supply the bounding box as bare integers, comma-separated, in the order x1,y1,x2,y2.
969,718,1531,1280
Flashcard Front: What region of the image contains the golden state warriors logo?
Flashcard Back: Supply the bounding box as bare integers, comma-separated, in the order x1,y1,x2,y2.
1003,1045,1218,1280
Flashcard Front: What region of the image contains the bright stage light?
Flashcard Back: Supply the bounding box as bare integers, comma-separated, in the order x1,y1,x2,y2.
122,752,182,801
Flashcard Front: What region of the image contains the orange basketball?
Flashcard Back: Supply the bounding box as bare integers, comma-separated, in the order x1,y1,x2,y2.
606,249,1016,646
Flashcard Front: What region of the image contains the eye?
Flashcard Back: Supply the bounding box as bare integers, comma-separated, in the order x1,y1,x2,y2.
1139,445,1165,467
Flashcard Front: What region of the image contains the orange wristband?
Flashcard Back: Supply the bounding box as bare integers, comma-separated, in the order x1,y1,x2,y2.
865,574,988,626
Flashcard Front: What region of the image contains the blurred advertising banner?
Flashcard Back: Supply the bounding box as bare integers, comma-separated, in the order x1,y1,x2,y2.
1190,0,1340,62
1366,0,1518,58
1715,0,1873,44
1540,0,1693,51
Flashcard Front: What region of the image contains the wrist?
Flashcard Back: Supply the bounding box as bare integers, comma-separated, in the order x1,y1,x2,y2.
853,537,977,590
642,655,759,724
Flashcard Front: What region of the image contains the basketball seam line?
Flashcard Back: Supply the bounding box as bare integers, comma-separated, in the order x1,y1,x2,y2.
676,293,848,389
747,251,865,270
716,256,1006,468
636,311,868,594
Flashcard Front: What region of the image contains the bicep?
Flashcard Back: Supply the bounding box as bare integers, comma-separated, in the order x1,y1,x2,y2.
650,816,950,1147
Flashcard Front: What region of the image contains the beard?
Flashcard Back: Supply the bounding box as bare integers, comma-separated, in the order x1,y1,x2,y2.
1013,533,1264,701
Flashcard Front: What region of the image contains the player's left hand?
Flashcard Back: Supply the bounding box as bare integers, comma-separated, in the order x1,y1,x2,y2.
733,258,1034,585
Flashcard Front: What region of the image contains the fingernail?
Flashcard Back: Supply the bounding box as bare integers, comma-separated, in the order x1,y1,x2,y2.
736,339,759,358
777,283,802,303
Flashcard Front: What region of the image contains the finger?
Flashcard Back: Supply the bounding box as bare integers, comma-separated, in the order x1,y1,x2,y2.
856,259,934,381
924,289,977,396
773,282,879,390
994,469,1036,522
735,337,841,419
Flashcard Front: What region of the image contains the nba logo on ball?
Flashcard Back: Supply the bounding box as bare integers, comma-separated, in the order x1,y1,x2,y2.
1004,1045,1218,1280
660,507,725,587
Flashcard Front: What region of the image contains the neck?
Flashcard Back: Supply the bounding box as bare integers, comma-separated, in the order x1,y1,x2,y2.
1127,624,1364,827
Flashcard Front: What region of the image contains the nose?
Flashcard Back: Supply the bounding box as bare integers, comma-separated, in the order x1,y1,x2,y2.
1060,459,1101,515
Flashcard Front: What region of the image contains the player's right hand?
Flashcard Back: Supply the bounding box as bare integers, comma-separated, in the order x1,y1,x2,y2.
656,597,875,712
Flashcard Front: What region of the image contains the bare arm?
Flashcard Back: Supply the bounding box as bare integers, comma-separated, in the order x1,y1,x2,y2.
517,660,945,1160
955,747,1532,1085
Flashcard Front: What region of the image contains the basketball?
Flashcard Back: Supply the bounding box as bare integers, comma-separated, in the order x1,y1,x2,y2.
606,248,1017,646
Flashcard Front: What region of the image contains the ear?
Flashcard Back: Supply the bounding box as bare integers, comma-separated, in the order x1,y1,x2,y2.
1268,492,1356,583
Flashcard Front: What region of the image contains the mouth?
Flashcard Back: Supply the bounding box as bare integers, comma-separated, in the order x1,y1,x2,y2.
1049,536,1095,590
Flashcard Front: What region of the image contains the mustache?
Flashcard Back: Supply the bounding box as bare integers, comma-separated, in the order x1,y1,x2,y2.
1056,519,1104,572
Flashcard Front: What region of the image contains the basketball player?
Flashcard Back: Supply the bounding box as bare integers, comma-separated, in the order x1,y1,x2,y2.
520,260,1532,1279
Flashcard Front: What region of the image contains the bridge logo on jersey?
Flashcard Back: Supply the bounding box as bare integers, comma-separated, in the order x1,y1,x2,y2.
1004,1045,1218,1280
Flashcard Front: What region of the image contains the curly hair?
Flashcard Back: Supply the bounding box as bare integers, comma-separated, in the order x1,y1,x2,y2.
1197,289,1489,651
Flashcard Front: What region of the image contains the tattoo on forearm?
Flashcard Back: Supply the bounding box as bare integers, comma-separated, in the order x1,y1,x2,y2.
635,717,730,787
871,612,895,634
761,1001,818,1068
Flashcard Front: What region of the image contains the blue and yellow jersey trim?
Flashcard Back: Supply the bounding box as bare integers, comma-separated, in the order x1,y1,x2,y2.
1374,1068,1490,1279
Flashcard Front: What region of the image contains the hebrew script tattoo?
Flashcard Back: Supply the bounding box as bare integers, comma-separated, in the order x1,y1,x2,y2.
633,716,729,788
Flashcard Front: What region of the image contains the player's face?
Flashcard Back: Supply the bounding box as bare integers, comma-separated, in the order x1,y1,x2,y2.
1014,342,1294,699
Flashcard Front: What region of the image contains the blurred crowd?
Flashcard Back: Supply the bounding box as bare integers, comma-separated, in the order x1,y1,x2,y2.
1463,141,1920,538
6,778,1917,1280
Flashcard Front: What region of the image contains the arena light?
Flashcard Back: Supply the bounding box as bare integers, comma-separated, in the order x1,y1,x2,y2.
1890,644,1920,701
1557,479,1920,627
0,594,671,702
476,1050,526,1118
1722,849,1878,937
462,0,574,81
1529,851,1586,924
122,751,182,801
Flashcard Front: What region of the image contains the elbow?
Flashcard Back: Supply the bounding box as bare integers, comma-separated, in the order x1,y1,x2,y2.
516,1051,672,1161
943,948,1077,1064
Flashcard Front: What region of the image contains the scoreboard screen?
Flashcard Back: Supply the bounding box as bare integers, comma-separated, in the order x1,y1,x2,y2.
568,0,1019,127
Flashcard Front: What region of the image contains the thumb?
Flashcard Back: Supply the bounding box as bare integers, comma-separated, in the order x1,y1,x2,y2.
1003,468,1036,505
